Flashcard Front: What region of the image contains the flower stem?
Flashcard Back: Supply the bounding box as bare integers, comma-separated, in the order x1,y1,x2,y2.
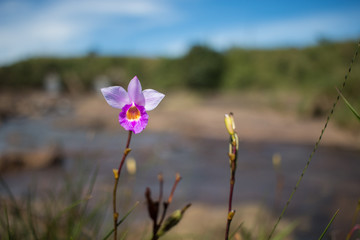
228,164,236,213
225,143,236,240
225,175,235,239
151,174,182,240
113,131,133,240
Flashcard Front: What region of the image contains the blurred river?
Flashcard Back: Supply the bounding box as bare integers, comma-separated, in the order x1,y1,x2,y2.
1,116,360,239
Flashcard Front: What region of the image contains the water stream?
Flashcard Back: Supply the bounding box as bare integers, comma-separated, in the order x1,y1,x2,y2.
1,117,359,239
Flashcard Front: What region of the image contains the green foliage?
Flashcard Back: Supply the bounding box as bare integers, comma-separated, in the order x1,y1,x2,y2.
1,41,358,94
182,45,224,89
0,41,359,128
0,169,107,240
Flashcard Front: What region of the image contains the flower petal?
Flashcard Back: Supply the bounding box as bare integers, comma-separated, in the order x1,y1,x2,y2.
127,76,145,106
101,86,130,109
143,89,165,111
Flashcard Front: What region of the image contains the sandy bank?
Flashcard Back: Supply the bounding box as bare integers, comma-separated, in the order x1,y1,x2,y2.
70,91,360,149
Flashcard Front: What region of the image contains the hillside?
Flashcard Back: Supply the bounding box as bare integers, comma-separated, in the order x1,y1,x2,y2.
0,41,359,128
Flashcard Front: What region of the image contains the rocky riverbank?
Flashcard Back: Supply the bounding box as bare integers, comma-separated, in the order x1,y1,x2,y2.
1,90,359,173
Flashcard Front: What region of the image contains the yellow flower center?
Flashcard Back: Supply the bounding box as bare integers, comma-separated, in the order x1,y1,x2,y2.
126,105,141,121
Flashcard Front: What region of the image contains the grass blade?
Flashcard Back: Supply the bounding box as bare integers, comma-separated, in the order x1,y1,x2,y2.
26,188,39,240
102,201,139,240
55,195,92,219
336,87,360,121
272,221,298,240
4,206,12,240
119,230,128,240
229,222,243,239
72,166,99,238
267,40,360,240
318,209,339,240
0,176,21,217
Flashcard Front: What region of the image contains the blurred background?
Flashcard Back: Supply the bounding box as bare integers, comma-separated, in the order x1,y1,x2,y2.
1,0,360,239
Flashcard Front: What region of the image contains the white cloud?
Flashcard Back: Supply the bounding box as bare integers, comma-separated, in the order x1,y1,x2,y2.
160,40,190,57
151,10,360,57
0,0,175,65
0,1,359,65
208,10,360,49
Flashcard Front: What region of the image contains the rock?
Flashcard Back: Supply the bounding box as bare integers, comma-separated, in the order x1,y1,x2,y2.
0,144,63,172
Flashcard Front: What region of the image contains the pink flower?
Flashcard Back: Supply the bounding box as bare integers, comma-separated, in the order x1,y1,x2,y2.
101,76,165,134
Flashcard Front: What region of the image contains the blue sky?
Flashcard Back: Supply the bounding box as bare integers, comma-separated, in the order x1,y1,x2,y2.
0,0,360,65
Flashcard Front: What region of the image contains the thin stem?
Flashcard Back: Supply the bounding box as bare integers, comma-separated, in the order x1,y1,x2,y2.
118,131,133,174
346,224,360,240
318,209,339,240
151,174,182,240
225,173,235,240
167,173,181,204
158,174,164,203
112,178,119,240
225,143,237,240
228,164,236,212
113,131,133,240
351,200,360,229
151,233,159,240
150,174,164,239
267,41,359,240
152,203,168,240
157,203,169,231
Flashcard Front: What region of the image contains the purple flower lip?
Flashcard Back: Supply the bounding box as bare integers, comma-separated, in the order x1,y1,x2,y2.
101,76,165,134
119,103,148,134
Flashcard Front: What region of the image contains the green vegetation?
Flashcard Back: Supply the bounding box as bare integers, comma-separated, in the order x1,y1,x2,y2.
0,41,359,127
182,45,224,89
0,168,109,240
